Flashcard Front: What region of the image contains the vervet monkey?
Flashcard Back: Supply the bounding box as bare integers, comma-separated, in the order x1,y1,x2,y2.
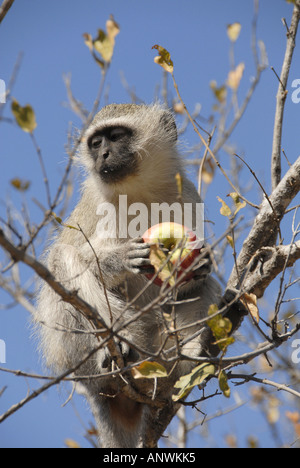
35,103,246,448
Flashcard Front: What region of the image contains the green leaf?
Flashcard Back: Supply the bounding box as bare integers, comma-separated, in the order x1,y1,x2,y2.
131,361,168,379
172,363,215,401
11,99,37,133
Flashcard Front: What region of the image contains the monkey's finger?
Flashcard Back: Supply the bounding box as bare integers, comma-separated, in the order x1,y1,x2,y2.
127,247,151,259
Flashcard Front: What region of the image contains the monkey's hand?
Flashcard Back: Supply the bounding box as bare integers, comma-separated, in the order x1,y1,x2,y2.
123,237,155,276
192,249,213,281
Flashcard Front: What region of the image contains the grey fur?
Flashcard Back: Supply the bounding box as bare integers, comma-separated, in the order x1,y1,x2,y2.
34,103,222,448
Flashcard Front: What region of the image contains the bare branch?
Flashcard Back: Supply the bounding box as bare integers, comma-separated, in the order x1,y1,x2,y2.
0,0,15,24
271,1,300,190
228,156,300,291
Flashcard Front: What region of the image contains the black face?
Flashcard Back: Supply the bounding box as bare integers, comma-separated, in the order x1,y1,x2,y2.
87,126,137,183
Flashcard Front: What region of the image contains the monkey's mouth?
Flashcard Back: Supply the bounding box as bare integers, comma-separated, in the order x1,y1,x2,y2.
100,165,134,183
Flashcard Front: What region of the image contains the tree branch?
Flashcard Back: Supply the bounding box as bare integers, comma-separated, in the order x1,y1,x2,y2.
0,0,14,23
271,1,300,190
228,155,300,291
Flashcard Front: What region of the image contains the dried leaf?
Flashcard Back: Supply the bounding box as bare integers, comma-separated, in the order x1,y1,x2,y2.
218,370,231,398
241,293,259,323
227,62,245,90
131,361,168,379
217,196,232,218
226,235,234,248
65,439,80,449
207,303,234,352
201,157,215,184
10,178,31,192
11,99,37,133
210,81,227,104
228,192,246,215
106,15,120,42
172,363,215,402
152,45,174,74
227,22,242,42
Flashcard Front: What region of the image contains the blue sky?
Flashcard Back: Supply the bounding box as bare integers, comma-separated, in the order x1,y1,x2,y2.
0,0,299,448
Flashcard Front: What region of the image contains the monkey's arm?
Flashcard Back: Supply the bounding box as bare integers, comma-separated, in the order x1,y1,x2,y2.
79,236,154,287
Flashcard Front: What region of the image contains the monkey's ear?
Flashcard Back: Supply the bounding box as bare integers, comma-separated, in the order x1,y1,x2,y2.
160,111,178,142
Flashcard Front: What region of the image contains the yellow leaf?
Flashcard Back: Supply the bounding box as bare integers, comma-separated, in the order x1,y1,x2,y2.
10,178,31,192
210,81,227,103
94,29,114,63
65,439,80,449
227,62,245,90
152,45,174,74
11,99,37,133
172,363,215,401
131,361,168,380
226,235,234,248
207,304,234,353
227,22,242,42
218,370,231,398
106,15,120,43
240,293,259,323
217,196,232,218
228,192,246,215
201,157,215,184
173,102,185,114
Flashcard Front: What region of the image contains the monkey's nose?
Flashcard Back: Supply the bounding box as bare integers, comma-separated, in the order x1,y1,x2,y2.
102,151,110,160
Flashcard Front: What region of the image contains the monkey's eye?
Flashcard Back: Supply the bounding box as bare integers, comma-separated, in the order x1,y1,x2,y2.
90,135,102,149
109,128,126,142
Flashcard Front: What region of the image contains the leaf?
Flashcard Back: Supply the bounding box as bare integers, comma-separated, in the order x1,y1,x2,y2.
131,361,168,379
218,370,231,398
217,196,232,218
258,40,269,69
10,178,31,192
226,235,234,248
65,439,80,449
240,293,259,323
152,45,174,74
106,15,120,43
210,81,227,104
83,16,120,68
227,62,245,90
207,303,234,352
94,29,114,63
227,22,242,42
51,212,80,230
201,157,215,184
11,99,37,133
172,363,215,401
228,192,246,215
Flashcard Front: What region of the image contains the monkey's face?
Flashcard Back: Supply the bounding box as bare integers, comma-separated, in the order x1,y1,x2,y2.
87,126,138,183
